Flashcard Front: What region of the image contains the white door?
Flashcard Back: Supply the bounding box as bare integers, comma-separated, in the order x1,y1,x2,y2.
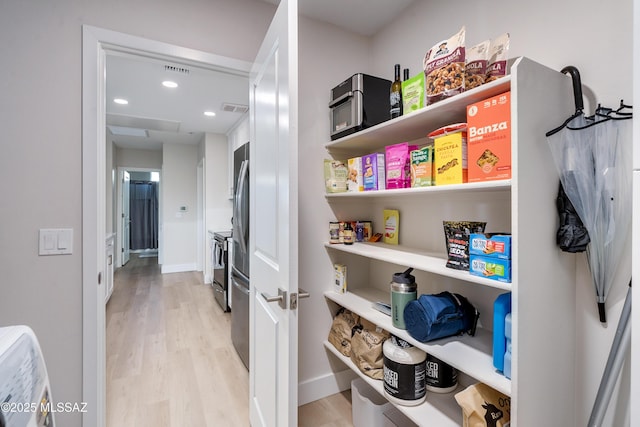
249,0,299,426
122,170,131,265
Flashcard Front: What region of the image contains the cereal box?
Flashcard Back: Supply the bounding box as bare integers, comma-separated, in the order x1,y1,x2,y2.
467,91,511,182
469,255,512,283
362,153,385,191
383,209,399,245
469,233,512,260
411,146,434,187
402,72,425,115
324,159,348,193
431,128,468,186
347,157,363,192
334,264,347,293
385,143,418,189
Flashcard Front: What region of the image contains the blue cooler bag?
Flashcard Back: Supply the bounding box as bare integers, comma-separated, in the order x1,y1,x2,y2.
403,292,479,342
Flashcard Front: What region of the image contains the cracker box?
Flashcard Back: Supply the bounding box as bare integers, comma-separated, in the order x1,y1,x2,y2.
469,255,511,283
383,209,399,245
402,72,425,115
347,157,363,192
324,159,348,193
470,233,512,260
411,146,434,187
385,142,418,189
433,131,468,185
333,264,347,293
467,91,511,182
362,153,385,191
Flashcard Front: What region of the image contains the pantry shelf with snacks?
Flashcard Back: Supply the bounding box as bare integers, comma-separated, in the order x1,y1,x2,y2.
322,57,577,425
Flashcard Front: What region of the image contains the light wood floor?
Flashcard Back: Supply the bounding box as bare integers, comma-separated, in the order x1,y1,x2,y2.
106,254,353,426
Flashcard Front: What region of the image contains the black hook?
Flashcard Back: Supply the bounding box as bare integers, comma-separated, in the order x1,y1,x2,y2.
560,65,584,114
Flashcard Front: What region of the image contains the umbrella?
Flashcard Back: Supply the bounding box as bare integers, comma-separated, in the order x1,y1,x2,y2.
546,66,633,323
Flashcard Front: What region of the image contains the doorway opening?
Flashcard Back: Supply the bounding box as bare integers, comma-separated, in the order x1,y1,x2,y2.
82,25,251,426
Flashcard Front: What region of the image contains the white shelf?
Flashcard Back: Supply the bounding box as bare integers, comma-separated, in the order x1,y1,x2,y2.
325,179,511,199
324,340,462,426
325,242,513,292
325,289,512,397
325,76,511,152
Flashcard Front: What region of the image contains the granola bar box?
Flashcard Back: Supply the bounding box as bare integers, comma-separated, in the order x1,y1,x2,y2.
466,91,511,182
469,233,511,260
429,123,468,186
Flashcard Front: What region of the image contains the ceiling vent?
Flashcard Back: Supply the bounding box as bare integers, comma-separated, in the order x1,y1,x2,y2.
164,64,190,75
221,103,249,114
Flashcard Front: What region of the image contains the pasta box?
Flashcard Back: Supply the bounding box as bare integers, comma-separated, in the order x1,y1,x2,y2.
469,255,511,283
429,123,468,186
469,233,511,260
466,91,511,182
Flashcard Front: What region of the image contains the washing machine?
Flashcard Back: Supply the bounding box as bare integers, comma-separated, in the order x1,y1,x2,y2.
0,326,54,427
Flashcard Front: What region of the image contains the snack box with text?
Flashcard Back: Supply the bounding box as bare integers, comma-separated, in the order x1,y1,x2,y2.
347,157,363,192
362,153,386,191
411,146,434,187
431,128,468,186
469,255,511,283
466,91,511,182
334,264,347,293
383,209,399,245
469,233,511,260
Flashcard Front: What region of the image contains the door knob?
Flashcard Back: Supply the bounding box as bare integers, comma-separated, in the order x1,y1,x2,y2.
290,289,311,310
261,288,287,309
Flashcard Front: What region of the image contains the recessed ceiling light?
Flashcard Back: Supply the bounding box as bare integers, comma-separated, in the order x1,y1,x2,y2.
162,80,178,88
204,111,216,117
113,98,128,105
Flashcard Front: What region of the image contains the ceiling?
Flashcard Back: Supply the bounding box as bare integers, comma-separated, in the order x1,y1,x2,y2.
106,0,416,151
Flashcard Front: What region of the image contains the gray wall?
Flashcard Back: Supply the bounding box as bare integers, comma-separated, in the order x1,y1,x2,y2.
0,1,274,426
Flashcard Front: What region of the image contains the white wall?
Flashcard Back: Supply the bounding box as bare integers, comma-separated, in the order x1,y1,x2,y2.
203,132,234,282
161,143,199,272
296,15,373,404
369,1,632,425
116,147,163,170
0,2,273,423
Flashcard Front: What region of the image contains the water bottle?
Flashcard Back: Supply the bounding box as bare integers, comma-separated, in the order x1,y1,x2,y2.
391,267,417,329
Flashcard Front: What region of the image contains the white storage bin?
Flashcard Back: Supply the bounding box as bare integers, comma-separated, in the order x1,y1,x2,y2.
383,406,419,427
351,378,392,427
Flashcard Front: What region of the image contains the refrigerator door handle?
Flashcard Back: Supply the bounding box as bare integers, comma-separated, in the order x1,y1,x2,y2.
235,159,249,254
231,277,251,296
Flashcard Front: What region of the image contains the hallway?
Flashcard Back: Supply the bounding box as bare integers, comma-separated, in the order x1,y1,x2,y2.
106,254,352,426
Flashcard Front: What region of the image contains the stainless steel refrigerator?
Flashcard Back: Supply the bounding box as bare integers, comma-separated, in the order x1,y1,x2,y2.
231,141,250,370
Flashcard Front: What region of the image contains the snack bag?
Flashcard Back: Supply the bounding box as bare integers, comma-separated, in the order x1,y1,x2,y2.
350,319,389,380
385,142,418,189
424,26,466,105
465,40,490,90
454,382,511,427
327,308,360,357
383,209,399,245
486,33,510,84
443,221,487,270
411,146,434,187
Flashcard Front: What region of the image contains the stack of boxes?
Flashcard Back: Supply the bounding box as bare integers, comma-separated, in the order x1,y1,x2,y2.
468,233,512,283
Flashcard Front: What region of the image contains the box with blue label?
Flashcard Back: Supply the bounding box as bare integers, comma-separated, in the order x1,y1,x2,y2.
469,255,511,283
469,233,511,260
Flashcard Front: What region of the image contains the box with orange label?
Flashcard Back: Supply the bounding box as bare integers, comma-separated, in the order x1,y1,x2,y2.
430,123,468,186
466,91,511,182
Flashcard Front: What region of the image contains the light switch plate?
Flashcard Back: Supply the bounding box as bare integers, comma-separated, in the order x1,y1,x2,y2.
39,228,73,255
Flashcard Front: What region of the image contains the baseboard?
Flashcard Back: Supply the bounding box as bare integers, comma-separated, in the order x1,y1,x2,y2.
298,369,358,406
204,273,212,284
161,263,197,274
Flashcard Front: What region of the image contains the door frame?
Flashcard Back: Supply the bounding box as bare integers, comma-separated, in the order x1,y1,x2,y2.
82,25,251,427
115,167,162,268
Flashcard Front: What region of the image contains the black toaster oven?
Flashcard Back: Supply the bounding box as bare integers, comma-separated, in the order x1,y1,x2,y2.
329,73,391,141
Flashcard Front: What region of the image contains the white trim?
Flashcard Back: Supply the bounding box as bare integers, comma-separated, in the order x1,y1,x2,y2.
297,369,357,406
161,263,198,274
82,24,251,427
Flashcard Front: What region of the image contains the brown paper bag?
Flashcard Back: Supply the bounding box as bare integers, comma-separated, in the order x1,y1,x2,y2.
328,308,360,356
350,319,389,380
454,382,511,427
